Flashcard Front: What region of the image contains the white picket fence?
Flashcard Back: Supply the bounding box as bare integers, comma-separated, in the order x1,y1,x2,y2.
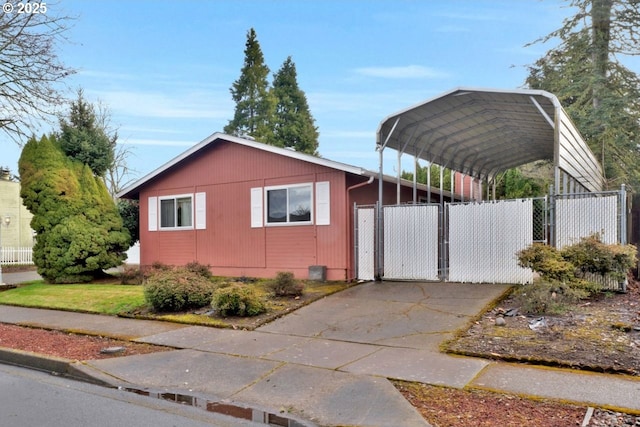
0,247,34,265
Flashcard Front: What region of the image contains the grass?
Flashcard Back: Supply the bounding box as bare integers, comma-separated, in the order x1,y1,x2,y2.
0,277,354,329
0,282,146,315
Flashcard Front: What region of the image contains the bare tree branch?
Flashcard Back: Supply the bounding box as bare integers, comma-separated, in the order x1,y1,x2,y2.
0,1,75,146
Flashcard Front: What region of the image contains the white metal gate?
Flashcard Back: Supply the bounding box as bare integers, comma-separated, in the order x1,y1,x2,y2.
383,204,440,280
447,199,534,284
355,187,625,284
355,205,376,281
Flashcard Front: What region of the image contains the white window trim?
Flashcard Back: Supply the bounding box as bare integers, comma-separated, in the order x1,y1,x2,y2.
159,193,194,230
264,183,314,226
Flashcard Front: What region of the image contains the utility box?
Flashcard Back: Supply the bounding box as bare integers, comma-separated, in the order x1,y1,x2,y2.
308,265,326,282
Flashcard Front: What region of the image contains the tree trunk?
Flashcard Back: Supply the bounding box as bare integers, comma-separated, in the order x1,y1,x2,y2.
591,0,613,110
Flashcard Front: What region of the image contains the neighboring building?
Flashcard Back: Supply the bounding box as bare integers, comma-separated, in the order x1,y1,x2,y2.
118,133,459,281
0,168,34,248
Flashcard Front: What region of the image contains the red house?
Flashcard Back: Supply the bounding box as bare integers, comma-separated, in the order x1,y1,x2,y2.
118,133,455,281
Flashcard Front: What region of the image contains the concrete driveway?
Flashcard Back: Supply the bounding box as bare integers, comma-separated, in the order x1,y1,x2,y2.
258,280,510,351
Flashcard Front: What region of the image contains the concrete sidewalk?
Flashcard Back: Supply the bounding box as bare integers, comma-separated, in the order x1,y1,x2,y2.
1,278,639,425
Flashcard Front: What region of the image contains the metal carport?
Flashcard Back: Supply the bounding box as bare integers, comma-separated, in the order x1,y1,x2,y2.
376,87,605,203
368,87,610,282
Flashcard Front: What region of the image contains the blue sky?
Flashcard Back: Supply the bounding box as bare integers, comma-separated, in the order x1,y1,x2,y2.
6,0,636,184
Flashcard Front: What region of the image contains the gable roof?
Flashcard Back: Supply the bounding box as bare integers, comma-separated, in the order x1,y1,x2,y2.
117,132,372,199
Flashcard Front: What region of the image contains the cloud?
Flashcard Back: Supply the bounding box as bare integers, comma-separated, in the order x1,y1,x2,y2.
353,65,449,79
78,69,137,81
90,90,232,120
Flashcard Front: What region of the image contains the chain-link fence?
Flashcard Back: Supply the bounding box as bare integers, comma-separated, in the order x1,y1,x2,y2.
354,187,626,287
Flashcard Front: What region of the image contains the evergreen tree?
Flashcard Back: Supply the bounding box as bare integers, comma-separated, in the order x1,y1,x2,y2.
270,57,319,155
224,28,275,142
118,199,139,243
527,0,640,189
401,164,452,190
19,134,130,283
59,89,115,177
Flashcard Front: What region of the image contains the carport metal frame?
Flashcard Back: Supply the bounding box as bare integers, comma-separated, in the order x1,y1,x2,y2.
375,87,606,279
376,87,604,204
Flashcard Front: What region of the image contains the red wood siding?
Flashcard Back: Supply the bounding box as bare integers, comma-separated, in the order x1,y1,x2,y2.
138,140,350,280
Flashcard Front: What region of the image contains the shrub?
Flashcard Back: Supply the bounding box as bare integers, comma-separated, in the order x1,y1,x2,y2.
516,236,637,314
150,261,172,272
517,244,574,282
511,279,589,315
267,271,305,297
185,261,212,279
144,268,216,312
212,283,266,317
120,265,145,285
561,235,636,282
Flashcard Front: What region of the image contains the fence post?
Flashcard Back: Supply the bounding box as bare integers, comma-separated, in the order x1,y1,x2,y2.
375,201,381,280
548,185,556,247
620,184,627,245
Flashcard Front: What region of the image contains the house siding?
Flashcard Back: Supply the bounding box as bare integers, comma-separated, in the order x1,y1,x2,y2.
138,140,350,280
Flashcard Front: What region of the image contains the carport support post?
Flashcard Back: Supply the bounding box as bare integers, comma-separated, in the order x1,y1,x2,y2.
377,147,384,280
377,117,399,280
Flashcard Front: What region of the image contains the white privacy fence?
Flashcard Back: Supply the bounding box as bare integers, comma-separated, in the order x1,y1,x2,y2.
554,192,621,248
447,199,534,284
0,247,34,265
355,186,626,286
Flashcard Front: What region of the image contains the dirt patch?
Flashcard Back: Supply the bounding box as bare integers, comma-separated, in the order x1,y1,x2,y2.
445,277,640,376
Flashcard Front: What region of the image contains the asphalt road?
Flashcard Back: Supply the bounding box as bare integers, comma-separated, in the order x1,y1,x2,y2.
0,364,260,427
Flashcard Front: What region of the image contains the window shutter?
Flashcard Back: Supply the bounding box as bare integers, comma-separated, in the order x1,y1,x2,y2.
316,181,330,225
251,187,263,228
195,192,206,230
148,197,158,231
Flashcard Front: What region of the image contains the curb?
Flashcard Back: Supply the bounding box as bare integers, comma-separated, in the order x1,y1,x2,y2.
0,347,122,387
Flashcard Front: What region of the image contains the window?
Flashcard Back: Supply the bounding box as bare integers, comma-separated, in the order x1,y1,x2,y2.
266,184,312,225
159,195,192,229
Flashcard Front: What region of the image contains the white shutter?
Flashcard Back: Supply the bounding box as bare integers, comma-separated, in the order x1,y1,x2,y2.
251,187,263,228
148,196,158,231
195,192,206,230
316,181,330,225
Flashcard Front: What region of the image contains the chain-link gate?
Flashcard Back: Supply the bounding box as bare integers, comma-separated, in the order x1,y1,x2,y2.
550,188,627,291
382,204,441,280
445,198,544,284
355,186,626,285
552,190,624,248
354,205,376,281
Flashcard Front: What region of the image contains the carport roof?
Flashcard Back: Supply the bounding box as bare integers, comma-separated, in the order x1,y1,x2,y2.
376,87,604,192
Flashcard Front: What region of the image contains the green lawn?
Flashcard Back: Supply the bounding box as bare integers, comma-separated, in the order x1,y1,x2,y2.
0,282,146,315
0,279,354,329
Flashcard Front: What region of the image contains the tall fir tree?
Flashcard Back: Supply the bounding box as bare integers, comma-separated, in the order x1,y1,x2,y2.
224,28,275,142
527,0,640,189
59,89,115,178
270,56,319,155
